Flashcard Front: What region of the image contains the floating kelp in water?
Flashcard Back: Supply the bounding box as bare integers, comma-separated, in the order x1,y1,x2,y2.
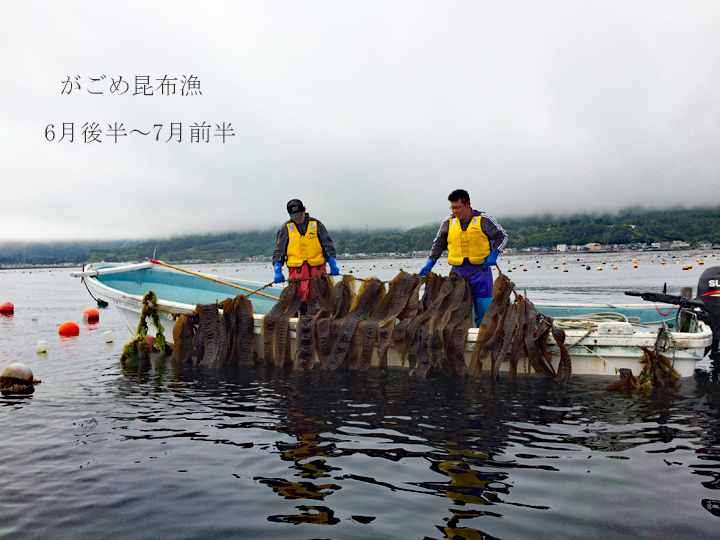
121,291,169,363
605,347,681,391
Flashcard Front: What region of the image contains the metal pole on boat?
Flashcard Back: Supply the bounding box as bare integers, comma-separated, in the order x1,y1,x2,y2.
148,259,280,301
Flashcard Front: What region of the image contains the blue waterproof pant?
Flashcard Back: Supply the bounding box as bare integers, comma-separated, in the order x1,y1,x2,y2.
452,262,493,327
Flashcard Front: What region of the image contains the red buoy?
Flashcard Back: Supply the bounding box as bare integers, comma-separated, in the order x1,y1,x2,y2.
0,302,14,313
59,322,80,336
83,307,99,321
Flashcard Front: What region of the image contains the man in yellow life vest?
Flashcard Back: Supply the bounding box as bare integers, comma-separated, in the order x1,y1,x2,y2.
273,199,340,314
419,189,508,326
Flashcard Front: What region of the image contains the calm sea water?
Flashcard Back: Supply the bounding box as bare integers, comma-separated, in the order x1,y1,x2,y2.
1,253,719,540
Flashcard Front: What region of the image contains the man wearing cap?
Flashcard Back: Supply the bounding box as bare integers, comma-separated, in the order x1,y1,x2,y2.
419,189,507,327
273,199,340,314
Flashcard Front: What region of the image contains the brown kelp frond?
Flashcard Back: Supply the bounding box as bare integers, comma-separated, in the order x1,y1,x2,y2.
262,282,300,365
323,278,384,371
467,272,573,384
161,269,574,381
169,313,196,363
169,294,256,367
294,295,326,371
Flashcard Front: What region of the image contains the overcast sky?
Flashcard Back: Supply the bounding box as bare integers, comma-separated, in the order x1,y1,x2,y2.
1,0,719,242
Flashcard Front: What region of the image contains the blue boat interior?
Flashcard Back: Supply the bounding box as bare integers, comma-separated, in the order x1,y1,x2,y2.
538,305,679,327
96,268,281,315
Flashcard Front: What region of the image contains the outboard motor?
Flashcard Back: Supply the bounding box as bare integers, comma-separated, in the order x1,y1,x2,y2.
697,265,720,359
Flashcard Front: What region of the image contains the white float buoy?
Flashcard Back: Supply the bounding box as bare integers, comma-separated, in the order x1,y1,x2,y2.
36,340,48,353
1,363,37,394
31,314,38,321
105,331,113,343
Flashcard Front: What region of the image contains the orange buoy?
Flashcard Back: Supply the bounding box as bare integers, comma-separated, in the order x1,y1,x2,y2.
0,301,14,313
83,307,99,321
59,322,79,336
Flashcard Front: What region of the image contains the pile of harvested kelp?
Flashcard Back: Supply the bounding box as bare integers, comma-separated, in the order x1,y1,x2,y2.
165,270,572,381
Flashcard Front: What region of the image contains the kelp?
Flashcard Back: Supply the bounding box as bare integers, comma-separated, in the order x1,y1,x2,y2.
467,272,572,384
323,278,385,371
121,291,169,363
168,294,257,368
223,294,256,365
165,268,573,382
351,271,420,373
169,313,196,364
262,282,301,366
294,295,330,371
195,303,228,368
605,347,681,391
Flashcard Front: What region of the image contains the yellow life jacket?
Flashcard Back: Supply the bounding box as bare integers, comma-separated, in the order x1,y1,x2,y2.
447,216,490,266
286,220,325,267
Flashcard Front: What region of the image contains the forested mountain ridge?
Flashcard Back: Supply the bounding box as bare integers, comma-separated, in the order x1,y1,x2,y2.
2,206,718,265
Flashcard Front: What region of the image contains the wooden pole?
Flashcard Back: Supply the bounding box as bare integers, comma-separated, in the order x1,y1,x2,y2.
149,259,280,301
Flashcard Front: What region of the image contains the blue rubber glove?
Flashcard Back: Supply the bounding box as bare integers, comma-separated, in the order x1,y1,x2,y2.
273,262,285,283
328,257,340,276
419,258,435,276
483,249,499,267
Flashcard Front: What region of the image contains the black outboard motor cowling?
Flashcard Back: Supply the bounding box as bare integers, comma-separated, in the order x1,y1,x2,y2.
697,265,720,359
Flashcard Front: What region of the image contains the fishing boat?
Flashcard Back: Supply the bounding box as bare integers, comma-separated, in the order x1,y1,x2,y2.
71,261,715,378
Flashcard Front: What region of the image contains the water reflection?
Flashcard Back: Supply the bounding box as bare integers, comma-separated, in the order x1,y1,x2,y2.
116,357,720,537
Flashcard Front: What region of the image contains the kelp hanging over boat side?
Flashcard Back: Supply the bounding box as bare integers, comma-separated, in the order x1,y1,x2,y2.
163,267,573,381
262,282,301,366
468,272,572,384
350,271,421,373
294,274,335,372
194,303,228,368
169,314,196,364
222,294,256,365
169,294,257,368
312,275,355,367
323,278,385,371
120,291,169,363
